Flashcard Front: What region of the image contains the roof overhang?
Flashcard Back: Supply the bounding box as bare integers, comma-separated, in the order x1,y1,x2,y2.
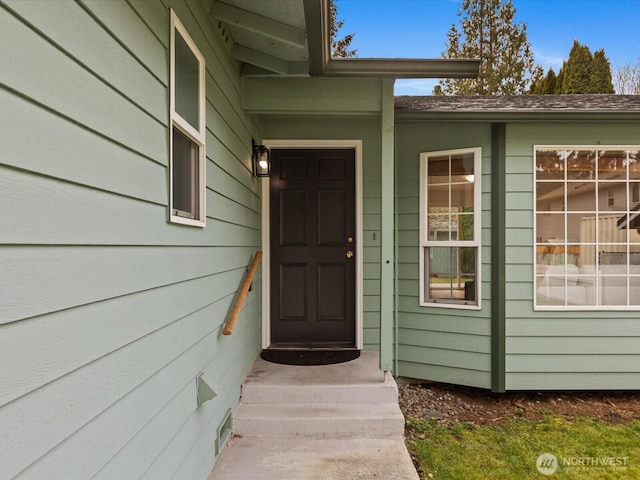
210,0,480,79
303,0,480,79
210,0,310,77
395,111,640,123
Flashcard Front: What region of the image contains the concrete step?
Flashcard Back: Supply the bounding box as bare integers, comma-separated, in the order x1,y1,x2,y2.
210,437,420,480
233,402,405,438
240,351,399,404
211,352,420,479
241,379,399,404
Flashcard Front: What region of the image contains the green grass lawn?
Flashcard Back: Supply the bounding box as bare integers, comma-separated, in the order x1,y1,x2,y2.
406,416,640,479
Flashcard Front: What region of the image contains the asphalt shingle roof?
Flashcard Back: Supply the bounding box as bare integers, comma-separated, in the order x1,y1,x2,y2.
394,95,640,113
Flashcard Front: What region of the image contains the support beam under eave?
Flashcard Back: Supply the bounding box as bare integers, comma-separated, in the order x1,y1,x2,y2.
232,45,290,75
211,0,306,49
241,62,310,77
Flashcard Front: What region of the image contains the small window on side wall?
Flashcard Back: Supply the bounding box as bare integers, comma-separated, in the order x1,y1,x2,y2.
170,10,205,226
419,148,482,308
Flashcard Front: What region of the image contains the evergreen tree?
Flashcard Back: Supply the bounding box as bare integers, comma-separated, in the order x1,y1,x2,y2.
541,68,557,94
554,67,564,93
330,1,357,58
554,41,614,93
561,40,593,93
530,68,556,94
590,49,614,93
435,0,535,95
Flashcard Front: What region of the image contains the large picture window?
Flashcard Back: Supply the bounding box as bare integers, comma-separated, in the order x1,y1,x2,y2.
535,147,640,308
170,10,205,226
420,148,481,308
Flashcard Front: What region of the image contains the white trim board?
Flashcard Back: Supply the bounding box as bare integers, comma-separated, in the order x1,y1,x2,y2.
260,139,364,350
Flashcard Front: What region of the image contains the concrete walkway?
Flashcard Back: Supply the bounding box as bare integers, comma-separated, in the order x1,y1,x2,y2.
209,351,419,480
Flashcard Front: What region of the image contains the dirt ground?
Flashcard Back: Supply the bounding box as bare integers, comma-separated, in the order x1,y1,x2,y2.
398,381,640,426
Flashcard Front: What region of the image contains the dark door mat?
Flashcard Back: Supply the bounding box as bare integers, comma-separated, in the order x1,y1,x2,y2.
260,349,360,366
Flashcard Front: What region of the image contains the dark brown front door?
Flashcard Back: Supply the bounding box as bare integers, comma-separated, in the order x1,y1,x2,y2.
270,148,356,347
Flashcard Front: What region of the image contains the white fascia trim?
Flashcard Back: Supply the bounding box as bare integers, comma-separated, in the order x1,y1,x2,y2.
260,139,364,349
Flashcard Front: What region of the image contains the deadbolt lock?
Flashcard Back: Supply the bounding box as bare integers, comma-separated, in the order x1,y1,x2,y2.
347,236,354,243
346,250,354,259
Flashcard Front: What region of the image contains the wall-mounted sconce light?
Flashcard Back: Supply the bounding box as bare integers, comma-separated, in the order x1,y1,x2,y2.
252,140,270,177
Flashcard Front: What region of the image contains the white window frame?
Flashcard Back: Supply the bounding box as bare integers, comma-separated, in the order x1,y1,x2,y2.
533,145,640,310
170,10,206,227
419,147,482,309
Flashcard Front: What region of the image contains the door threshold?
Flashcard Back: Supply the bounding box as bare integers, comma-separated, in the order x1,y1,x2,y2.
267,344,359,351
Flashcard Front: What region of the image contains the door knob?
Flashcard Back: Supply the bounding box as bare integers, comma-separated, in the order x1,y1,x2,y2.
346,250,354,259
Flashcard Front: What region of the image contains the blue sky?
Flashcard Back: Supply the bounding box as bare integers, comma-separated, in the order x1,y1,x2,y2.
335,0,640,94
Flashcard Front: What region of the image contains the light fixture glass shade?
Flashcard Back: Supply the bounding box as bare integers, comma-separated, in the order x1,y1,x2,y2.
252,141,270,177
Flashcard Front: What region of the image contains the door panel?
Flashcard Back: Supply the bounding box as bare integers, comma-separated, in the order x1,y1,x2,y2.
318,157,346,179
270,148,356,347
317,191,345,245
279,263,307,320
280,157,308,179
317,263,346,319
280,190,307,246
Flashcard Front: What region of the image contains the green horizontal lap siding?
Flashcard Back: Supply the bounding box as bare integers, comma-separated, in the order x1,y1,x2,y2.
1,1,261,478
0,4,167,161
243,77,385,114
398,329,490,353
393,118,640,391
506,373,640,390
503,122,640,390
1,167,260,248
0,268,251,404
394,123,492,388
0,88,167,205
263,114,383,350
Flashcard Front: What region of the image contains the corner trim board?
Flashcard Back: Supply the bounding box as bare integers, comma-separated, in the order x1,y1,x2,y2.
491,123,507,393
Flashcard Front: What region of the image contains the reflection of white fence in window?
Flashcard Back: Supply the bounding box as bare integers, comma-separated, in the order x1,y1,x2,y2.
579,215,640,266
